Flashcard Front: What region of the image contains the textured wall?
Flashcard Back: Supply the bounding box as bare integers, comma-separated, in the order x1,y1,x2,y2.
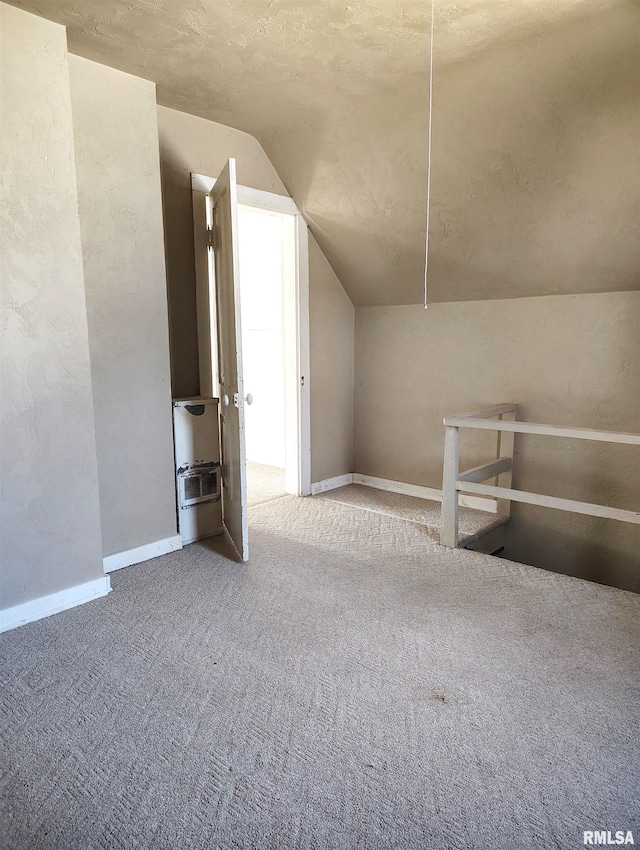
354,292,640,591
0,5,104,608
5,0,638,306
156,106,355,483
69,56,178,558
157,105,287,398
428,0,640,302
8,0,427,307
309,236,355,483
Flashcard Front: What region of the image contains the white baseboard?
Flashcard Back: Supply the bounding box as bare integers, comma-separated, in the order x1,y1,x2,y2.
311,474,353,495
0,576,111,634
312,472,497,513
352,473,497,514
352,473,442,502
103,534,182,574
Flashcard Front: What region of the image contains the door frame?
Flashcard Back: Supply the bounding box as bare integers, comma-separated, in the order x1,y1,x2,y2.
191,173,311,497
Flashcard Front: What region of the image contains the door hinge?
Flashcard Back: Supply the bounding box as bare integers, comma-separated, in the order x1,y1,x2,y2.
206,227,215,249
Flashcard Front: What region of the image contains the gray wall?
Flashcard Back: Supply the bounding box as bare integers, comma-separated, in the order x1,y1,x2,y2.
426,1,640,303
309,236,354,482
0,5,104,609
27,0,639,306
69,56,178,557
354,292,640,591
157,105,355,482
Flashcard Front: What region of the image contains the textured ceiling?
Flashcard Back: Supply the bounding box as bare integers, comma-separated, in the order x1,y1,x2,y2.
8,0,639,304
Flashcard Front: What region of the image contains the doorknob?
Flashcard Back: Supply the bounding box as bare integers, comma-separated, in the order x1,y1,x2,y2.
230,393,252,408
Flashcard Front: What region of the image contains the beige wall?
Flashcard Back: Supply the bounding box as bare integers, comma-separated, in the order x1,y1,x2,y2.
156,105,355,482
0,5,104,609
309,236,354,482
27,0,639,306
69,56,178,557
354,291,640,591
427,2,640,303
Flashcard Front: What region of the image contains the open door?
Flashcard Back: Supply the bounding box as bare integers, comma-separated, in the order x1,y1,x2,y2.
208,159,249,561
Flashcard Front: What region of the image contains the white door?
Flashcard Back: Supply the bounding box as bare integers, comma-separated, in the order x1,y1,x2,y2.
191,169,311,506
209,159,249,561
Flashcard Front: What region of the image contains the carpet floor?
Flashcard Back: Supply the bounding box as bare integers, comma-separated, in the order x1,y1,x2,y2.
1,495,638,850
246,462,287,508
317,484,506,546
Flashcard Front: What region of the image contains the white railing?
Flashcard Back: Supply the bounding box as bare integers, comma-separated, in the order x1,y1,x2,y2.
440,403,640,548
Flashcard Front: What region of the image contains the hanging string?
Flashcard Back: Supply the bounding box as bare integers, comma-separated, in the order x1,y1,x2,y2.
424,0,435,308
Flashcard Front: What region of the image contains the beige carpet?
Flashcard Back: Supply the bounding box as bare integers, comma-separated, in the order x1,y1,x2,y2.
246,461,287,507
2,495,638,849
317,483,507,546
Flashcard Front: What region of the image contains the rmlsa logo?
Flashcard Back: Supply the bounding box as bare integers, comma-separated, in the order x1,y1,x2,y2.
584,832,635,846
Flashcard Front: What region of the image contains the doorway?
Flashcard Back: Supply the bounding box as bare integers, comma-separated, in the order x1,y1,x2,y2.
191,171,312,553
238,205,293,507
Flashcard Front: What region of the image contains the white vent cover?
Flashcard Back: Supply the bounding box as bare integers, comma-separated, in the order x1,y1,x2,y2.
178,468,220,508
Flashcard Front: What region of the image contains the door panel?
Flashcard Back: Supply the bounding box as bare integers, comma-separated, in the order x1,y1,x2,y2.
209,159,249,561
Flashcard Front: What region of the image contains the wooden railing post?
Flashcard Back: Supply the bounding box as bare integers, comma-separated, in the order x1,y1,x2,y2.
441,425,460,547
441,404,640,533
496,408,516,517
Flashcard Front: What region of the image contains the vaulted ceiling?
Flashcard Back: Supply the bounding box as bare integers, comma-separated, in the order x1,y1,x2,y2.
8,0,639,305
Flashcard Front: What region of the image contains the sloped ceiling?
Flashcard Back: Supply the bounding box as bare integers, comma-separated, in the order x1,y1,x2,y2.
8,0,639,305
